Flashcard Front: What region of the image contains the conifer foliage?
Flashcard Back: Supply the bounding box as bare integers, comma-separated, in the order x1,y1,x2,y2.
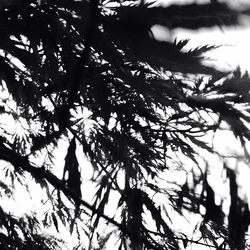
0,0,250,249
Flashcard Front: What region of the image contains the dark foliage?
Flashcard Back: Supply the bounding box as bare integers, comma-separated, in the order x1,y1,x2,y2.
0,0,250,249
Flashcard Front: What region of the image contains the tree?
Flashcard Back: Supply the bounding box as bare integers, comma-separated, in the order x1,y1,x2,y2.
0,0,250,249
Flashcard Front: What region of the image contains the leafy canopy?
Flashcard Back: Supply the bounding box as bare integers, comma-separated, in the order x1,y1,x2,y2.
0,0,250,249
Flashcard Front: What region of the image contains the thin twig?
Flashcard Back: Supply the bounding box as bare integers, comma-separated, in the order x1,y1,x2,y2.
147,229,228,249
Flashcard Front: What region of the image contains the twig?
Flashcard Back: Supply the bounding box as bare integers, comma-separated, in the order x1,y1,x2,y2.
147,229,227,249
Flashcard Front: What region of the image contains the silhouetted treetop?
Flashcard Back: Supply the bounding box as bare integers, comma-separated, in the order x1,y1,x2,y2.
0,0,250,249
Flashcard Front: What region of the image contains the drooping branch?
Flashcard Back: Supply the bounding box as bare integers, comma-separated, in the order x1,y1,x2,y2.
0,137,166,250
0,136,119,227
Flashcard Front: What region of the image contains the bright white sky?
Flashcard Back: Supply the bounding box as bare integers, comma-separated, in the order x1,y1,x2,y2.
154,0,250,72
175,26,250,72
153,23,250,72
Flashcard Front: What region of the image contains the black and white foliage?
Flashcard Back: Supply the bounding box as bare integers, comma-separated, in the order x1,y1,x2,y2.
0,0,250,249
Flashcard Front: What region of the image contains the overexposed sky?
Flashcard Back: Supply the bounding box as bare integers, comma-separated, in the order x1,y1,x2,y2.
174,26,250,72
153,0,250,71
153,24,250,72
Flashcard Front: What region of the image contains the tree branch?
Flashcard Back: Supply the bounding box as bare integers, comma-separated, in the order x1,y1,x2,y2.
147,229,226,249
0,138,164,250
